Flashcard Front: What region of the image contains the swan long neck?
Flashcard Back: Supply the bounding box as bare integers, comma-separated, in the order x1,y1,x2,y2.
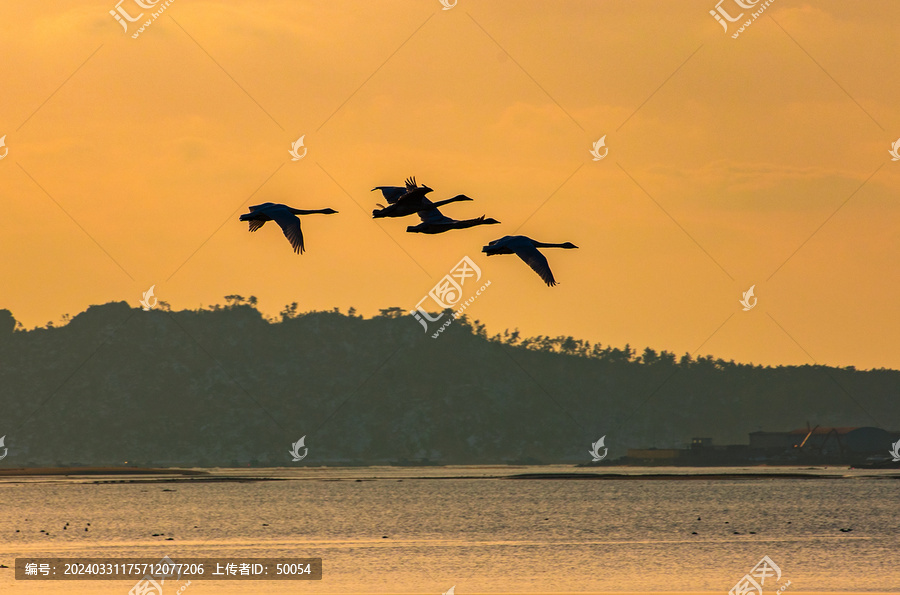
533,241,572,249
430,196,469,208
454,217,492,229
292,208,333,215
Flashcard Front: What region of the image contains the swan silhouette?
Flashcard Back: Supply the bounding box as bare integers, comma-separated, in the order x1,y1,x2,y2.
239,202,338,254
372,177,473,219
406,204,500,235
482,235,578,286
373,176,428,203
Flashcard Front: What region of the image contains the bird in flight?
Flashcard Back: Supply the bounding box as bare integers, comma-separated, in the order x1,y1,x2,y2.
372,176,473,219
373,176,430,204
482,235,578,286
406,204,500,234
239,202,338,254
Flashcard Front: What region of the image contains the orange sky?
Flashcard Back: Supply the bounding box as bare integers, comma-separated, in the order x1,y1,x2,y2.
1,0,898,369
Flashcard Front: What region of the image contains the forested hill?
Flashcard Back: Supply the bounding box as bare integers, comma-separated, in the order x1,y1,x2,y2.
0,301,897,467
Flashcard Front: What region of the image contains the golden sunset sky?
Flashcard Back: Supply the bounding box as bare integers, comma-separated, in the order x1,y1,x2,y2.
1,0,897,369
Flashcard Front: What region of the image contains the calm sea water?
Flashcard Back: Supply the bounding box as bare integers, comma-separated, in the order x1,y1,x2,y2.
1,466,898,594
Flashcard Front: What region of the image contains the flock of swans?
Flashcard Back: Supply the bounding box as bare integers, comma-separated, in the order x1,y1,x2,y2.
240,177,578,286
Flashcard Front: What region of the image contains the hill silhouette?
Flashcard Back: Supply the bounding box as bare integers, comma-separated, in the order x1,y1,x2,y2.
0,300,897,466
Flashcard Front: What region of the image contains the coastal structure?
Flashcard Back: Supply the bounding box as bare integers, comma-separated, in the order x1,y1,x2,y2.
623,426,900,466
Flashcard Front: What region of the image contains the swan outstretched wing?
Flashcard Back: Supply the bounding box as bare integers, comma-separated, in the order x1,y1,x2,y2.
248,220,266,232
514,244,556,286
397,177,429,201
271,211,305,254
372,186,408,204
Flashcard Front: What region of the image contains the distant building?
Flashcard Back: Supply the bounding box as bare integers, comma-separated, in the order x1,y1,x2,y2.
753,426,898,461
784,426,898,459
620,426,900,466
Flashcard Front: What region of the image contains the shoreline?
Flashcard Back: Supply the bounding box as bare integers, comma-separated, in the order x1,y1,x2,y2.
1,465,899,481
